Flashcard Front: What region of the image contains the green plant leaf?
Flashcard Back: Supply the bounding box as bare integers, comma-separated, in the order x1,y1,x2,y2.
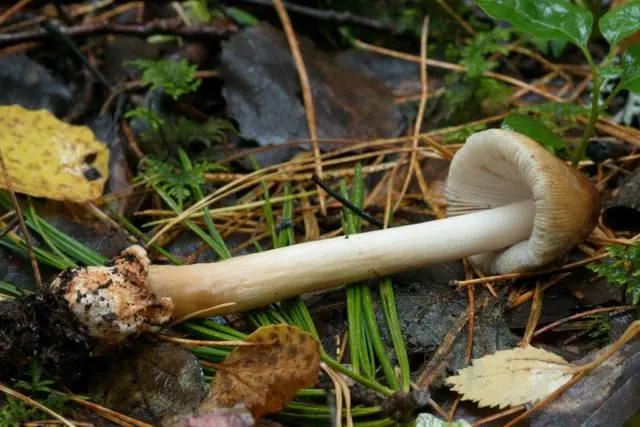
599,65,624,80
501,114,567,151
476,0,593,48
127,58,201,100
599,1,640,48
621,44,640,93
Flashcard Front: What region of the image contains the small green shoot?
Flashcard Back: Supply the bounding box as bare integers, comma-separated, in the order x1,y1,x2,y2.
128,58,201,100
136,154,226,209
588,244,640,305
124,107,165,131
1,362,71,425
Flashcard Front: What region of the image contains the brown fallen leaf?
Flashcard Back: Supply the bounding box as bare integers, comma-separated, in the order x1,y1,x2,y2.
446,346,578,409
0,105,109,203
203,324,321,420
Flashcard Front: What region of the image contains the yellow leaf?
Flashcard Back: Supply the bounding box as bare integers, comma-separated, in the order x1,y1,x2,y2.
446,346,577,409
0,105,109,203
204,324,321,421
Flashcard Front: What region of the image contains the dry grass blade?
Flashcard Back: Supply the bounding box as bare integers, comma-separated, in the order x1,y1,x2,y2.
0,383,75,427
272,0,326,215
394,15,429,213
446,346,577,409
0,145,42,290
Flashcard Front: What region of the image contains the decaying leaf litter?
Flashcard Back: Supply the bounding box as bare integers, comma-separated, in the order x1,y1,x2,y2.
1,1,640,426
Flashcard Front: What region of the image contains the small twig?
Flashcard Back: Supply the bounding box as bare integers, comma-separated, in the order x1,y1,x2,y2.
273,0,326,216
311,174,384,229
157,335,271,347
520,280,543,347
0,383,75,427
66,394,152,427
0,18,237,46
436,0,474,35
232,0,399,32
0,147,42,291
394,16,429,213
472,406,526,426
533,305,636,337
0,0,32,26
416,311,469,389
451,252,610,287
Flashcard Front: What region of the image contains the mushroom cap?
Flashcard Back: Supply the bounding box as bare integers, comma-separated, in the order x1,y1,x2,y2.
445,129,600,274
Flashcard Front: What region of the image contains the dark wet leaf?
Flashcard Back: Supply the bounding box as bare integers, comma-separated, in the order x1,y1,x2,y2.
0,54,72,117
219,23,404,167
385,262,518,376
501,114,567,151
91,342,208,424
599,2,640,48
603,166,640,232
476,0,593,49
529,339,640,426
335,50,422,96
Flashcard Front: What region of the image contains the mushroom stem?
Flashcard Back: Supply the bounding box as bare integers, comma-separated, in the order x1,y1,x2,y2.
149,199,536,318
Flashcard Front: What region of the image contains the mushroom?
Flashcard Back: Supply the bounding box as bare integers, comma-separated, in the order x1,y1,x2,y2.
52,129,599,344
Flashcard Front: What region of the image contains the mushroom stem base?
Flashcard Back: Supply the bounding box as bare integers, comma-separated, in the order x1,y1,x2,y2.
149,199,536,318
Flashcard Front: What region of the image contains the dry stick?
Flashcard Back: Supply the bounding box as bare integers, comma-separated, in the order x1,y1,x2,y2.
462,258,475,362
451,252,611,287
510,272,571,308
427,398,453,423
0,18,236,46
353,39,561,101
0,147,42,290
321,363,344,427
472,406,526,426
416,311,469,389
233,0,398,32
394,16,429,213
0,0,32,26
0,383,75,427
533,305,637,337
67,395,153,427
157,335,272,347
273,0,326,216
520,280,543,347
206,159,401,183
505,320,640,427
436,0,474,34
465,283,475,362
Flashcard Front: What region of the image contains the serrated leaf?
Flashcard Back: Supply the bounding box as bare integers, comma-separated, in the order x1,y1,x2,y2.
476,0,593,48
0,105,109,203
599,1,640,48
501,114,567,150
414,413,472,427
599,65,624,80
446,346,576,409
204,324,321,421
622,44,640,93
